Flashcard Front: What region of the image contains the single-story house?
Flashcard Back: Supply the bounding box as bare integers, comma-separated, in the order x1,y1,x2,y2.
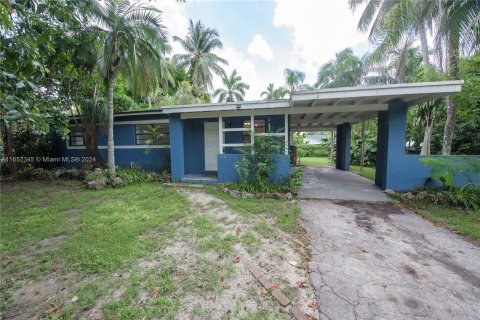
56,80,479,191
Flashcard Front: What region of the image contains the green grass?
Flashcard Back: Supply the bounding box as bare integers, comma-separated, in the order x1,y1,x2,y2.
0,181,189,318
1,180,306,319
299,156,332,166
350,165,376,181
299,156,376,181
402,201,480,242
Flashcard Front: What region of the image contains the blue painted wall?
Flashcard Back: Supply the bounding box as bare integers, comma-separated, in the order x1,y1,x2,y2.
218,154,290,183
375,100,480,191
55,116,170,171
169,114,184,182
336,123,351,171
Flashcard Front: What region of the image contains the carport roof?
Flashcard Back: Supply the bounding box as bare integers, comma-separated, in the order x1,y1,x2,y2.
161,80,463,130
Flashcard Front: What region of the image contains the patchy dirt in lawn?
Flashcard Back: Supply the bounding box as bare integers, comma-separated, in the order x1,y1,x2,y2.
1,185,318,319
173,188,319,319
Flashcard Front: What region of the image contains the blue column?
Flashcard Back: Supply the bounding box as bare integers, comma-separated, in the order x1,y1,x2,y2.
335,123,351,171
169,114,185,182
375,100,408,190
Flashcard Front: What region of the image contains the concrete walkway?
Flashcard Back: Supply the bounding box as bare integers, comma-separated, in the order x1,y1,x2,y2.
300,199,480,320
298,166,388,202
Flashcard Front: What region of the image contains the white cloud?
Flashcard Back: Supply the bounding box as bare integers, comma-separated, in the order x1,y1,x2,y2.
247,34,274,61
153,0,190,55
273,0,369,84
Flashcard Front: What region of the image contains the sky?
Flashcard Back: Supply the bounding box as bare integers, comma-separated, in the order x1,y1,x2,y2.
157,0,371,100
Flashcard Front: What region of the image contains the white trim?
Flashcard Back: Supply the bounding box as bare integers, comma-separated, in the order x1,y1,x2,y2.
65,141,169,150
256,133,285,136
221,128,250,132
218,117,223,154
162,100,289,114
222,143,250,148
115,119,168,125
181,104,388,119
163,81,463,117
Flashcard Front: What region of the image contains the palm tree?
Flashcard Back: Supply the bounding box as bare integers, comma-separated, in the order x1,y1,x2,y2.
284,68,306,95
365,39,423,84
89,0,170,177
315,48,364,88
437,0,480,154
173,19,228,92
261,83,287,100
213,69,249,102
348,0,435,67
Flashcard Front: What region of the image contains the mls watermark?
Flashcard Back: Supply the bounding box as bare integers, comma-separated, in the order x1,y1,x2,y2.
1,156,96,163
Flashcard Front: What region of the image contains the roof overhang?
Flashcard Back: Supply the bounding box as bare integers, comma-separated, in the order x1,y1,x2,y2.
161,81,463,130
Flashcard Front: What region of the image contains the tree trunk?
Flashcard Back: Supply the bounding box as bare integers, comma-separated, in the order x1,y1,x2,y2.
107,74,116,177
418,22,430,66
442,33,459,155
1,123,17,181
420,124,433,155
360,121,365,173
329,131,335,165
82,130,104,170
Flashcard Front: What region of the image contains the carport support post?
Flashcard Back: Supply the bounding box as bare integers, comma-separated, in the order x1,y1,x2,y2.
169,114,185,182
375,100,408,190
335,123,351,171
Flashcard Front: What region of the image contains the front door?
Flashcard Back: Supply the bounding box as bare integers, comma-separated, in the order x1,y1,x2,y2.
204,122,219,171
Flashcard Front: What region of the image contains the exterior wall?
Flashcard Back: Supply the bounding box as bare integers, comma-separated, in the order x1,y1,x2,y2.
375,100,480,191
336,123,351,171
217,154,290,183
169,114,184,182
55,113,170,171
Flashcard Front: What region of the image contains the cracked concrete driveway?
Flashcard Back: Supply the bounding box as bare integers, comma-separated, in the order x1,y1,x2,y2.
301,200,480,320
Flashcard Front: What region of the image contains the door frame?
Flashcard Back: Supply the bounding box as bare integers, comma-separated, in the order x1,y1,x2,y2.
204,121,220,172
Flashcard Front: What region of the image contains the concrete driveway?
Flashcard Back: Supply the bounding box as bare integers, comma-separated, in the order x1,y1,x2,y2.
299,170,480,319
298,166,388,202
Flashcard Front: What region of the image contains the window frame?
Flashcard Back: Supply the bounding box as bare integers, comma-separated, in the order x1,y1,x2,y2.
242,119,267,143
68,129,85,147
135,123,170,146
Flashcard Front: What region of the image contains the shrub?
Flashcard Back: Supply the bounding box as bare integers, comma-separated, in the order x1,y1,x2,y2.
420,156,480,189
233,131,304,194
296,144,329,158
235,132,284,186
398,185,480,211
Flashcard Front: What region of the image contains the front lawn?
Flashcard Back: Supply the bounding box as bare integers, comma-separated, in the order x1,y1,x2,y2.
399,201,480,243
0,181,318,319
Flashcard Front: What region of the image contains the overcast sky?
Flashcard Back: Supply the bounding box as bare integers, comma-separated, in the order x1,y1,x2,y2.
157,0,371,100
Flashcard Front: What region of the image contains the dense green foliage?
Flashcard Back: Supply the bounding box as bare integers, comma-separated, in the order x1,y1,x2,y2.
233,132,303,193
420,156,480,188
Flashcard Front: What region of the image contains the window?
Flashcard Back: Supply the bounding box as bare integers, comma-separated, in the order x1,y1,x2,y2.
68,129,84,146
135,123,169,145
242,120,266,143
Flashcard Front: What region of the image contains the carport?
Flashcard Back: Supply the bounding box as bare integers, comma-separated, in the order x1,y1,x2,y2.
288,81,463,190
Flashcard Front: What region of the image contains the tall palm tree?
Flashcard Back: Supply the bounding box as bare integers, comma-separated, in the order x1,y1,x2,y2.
213,69,250,102
437,0,480,154
349,0,435,66
261,83,287,100
315,48,364,88
89,0,170,177
173,19,228,92
284,68,306,95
